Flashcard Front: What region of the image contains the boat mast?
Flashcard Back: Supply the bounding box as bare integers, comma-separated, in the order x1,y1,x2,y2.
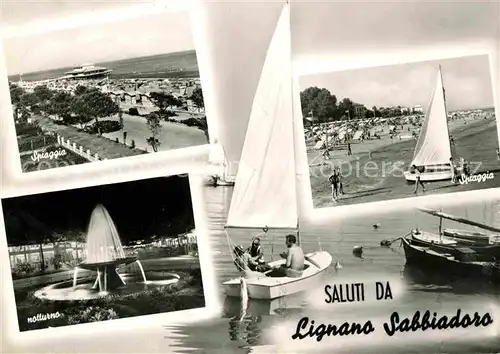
439,65,452,158
286,0,300,246
439,216,443,242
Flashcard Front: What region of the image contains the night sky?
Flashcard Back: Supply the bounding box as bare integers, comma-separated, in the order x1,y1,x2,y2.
1,175,195,246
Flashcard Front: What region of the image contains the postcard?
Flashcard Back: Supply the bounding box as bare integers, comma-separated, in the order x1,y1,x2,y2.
2,5,210,173
1,173,206,332
299,54,499,209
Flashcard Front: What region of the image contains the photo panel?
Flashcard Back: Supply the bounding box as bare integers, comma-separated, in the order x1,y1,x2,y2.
2,4,210,174
1,172,207,332
299,54,499,209
163,195,500,353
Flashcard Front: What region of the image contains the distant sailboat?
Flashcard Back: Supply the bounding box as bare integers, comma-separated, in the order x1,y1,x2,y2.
206,139,235,187
222,2,332,300
404,66,454,182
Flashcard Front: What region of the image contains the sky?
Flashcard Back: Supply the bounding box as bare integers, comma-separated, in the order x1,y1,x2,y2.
299,54,494,111
1,2,195,74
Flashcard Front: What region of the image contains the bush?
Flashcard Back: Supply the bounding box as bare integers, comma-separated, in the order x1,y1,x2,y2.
12,262,36,277
15,123,42,137
128,107,140,116
182,117,207,129
84,120,122,134
66,306,119,325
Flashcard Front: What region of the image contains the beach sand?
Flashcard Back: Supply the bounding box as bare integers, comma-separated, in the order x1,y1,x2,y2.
308,116,500,208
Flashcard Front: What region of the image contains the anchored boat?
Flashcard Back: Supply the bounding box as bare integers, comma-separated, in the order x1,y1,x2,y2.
409,208,500,259
222,2,332,300
401,207,500,283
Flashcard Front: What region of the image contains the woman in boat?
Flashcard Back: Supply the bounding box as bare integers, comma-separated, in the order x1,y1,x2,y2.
233,245,263,279
247,237,265,267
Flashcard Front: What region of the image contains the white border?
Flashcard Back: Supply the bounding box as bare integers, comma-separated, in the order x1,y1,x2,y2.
0,166,219,341
293,40,500,221
0,0,216,184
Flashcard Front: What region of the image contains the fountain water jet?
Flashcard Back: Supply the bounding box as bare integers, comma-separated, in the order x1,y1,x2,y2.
136,260,147,283
75,204,137,292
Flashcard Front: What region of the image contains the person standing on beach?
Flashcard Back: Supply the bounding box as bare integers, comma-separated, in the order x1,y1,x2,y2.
336,167,345,195
449,157,456,184
347,143,352,156
329,170,339,201
412,165,425,195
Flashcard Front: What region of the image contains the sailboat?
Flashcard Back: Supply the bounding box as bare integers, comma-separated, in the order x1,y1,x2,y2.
404,66,455,182
222,2,332,300
206,139,235,187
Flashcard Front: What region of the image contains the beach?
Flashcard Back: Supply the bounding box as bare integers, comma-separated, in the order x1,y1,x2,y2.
308,116,500,208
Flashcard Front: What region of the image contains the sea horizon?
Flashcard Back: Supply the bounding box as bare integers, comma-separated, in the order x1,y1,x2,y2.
7,49,199,82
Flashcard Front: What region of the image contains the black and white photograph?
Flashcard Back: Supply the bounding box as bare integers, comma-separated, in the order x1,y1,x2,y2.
300,54,499,208
3,5,209,173
2,174,205,332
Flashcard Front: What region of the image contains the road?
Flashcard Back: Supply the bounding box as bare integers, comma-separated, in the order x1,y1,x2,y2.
103,113,207,152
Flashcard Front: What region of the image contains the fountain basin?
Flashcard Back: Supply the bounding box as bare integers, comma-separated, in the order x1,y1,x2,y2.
34,271,180,301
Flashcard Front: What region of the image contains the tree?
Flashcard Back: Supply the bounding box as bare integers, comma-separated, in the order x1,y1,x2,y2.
149,92,181,118
190,87,204,111
72,87,119,130
338,97,354,120
9,84,29,121
145,113,162,152
48,91,73,121
300,86,337,123
32,85,54,115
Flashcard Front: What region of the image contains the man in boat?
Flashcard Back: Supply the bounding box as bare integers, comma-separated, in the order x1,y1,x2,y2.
267,234,305,278
412,165,426,195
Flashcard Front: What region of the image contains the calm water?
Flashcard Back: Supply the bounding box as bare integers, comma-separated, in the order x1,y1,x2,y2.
166,186,500,353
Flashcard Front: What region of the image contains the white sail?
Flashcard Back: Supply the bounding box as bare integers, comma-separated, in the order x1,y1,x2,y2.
208,141,228,180
411,66,452,167
292,75,311,216
226,4,297,229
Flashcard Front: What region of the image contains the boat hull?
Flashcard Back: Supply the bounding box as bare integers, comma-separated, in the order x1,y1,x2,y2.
402,236,500,283
204,176,235,187
223,251,332,300
404,170,452,182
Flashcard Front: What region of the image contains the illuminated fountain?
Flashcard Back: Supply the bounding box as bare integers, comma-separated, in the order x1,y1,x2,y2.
76,204,140,292
34,204,180,301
